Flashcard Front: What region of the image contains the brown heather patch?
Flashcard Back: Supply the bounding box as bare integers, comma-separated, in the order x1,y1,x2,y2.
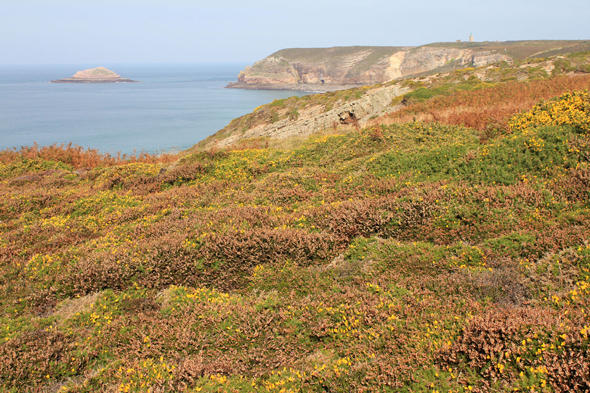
381,75,590,134
438,306,590,392
1,90,590,391
0,142,178,170
0,328,92,390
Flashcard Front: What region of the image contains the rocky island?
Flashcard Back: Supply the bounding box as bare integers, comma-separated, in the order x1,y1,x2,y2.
227,40,590,92
50,67,139,83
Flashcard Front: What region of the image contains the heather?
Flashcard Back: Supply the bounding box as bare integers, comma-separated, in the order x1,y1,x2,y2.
383,73,590,133
1,88,590,392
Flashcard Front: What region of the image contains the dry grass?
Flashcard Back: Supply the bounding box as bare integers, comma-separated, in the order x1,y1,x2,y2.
53,292,102,323
217,126,358,153
378,75,590,133
0,142,179,170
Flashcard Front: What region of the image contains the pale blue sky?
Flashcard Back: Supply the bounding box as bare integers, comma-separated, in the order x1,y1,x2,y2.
2,0,589,65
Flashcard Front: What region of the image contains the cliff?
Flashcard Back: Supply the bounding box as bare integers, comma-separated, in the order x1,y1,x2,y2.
50,67,139,83
198,48,590,151
227,40,590,92
212,83,410,149
227,46,508,91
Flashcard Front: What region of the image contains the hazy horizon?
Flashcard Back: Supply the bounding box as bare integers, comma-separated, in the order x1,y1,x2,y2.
0,63,313,154
2,0,589,65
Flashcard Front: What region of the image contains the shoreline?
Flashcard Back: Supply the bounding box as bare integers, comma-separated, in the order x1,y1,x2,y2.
49,78,140,84
225,82,365,93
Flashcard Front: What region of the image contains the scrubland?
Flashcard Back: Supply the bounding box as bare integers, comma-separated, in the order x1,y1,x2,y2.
200,51,590,152
1,71,590,392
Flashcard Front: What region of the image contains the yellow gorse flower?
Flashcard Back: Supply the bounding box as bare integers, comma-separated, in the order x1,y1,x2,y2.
510,90,590,132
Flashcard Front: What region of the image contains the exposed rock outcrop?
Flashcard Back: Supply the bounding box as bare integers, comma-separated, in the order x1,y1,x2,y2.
471,51,512,68
228,45,512,91
212,83,410,148
50,67,139,83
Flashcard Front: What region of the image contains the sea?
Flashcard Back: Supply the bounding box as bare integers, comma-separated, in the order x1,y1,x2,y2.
0,63,312,155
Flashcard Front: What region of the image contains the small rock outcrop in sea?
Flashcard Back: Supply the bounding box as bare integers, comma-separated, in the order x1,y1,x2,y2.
50,67,140,83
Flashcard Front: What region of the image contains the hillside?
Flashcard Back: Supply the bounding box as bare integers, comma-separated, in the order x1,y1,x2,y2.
227,40,590,92
199,50,590,151
1,65,590,391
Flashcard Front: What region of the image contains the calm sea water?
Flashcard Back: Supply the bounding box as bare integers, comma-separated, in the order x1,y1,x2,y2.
0,63,311,155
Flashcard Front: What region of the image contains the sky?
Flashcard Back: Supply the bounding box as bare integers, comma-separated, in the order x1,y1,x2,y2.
1,0,589,65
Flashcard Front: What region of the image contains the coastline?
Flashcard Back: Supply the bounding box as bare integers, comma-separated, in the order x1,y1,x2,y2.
1,63,313,155
225,82,364,93
49,78,140,83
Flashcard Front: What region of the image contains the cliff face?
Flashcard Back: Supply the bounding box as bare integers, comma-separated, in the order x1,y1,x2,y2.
194,41,590,150
228,46,512,91
214,83,410,148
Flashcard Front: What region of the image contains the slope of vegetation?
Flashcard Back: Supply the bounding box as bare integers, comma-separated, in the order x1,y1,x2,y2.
1,77,590,392
199,51,590,152
383,75,590,133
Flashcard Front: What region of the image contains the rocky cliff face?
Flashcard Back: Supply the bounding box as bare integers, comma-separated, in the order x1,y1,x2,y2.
211,83,410,148
471,51,512,68
228,46,512,91
198,45,590,152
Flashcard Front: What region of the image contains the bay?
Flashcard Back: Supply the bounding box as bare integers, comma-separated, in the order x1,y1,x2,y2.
0,63,311,155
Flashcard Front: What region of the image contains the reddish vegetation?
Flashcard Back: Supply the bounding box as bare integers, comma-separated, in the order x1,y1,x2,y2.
0,142,178,169
1,76,590,392
384,75,590,132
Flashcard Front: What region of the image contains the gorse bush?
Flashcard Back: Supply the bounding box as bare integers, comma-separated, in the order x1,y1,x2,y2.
510,90,590,133
1,86,590,391
386,75,590,133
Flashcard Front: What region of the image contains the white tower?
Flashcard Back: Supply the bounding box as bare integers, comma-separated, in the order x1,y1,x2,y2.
469,33,474,43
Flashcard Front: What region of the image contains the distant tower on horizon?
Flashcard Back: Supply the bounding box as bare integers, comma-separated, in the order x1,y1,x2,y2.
469,33,474,42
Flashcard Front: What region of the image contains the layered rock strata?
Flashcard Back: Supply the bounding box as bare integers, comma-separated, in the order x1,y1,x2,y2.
213,83,410,148
228,46,512,91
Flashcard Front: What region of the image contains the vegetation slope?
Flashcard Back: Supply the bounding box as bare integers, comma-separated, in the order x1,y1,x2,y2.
1,59,590,393
198,50,590,151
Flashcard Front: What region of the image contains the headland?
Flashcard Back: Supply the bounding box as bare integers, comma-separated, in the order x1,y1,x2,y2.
228,40,590,91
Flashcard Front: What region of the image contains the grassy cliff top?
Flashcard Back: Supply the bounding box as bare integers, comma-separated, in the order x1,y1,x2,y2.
269,46,406,62
425,39,590,59
266,40,590,63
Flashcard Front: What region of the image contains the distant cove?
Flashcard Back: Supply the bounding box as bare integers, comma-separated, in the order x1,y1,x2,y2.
0,63,311,155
